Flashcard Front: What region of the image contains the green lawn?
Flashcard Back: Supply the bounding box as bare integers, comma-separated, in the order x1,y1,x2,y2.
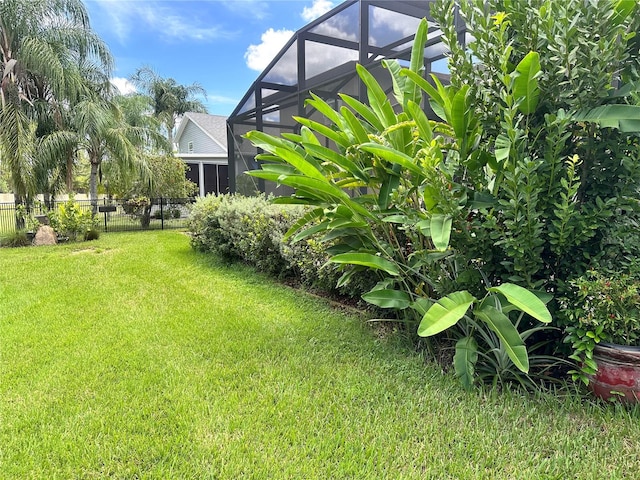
1,231,639,479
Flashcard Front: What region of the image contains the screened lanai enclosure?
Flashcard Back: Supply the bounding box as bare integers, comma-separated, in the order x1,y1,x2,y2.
226,0,466,194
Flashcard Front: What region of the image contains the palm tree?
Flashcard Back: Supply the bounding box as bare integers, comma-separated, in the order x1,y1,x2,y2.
42,92,169,213
0,0,112,211
131,67,208,146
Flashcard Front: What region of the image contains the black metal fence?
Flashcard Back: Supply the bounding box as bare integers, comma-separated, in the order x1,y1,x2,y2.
0,198,195,235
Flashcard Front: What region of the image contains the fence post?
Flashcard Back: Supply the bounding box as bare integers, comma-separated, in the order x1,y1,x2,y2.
160,198,164,230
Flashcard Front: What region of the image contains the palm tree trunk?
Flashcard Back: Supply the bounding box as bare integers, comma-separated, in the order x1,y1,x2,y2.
167,118,175,148
14,194,24,230
89,161,99,214
66,151,74,191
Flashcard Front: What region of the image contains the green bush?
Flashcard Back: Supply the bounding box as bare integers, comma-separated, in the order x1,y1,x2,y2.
189,194,302,277
243,17,562,389
188,194,235,257
84,229,100,241
0,230,31,248
47,198,98,241
188,194,376,298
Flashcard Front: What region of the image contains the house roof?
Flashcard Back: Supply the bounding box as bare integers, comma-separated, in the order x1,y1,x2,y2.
175,112,228,152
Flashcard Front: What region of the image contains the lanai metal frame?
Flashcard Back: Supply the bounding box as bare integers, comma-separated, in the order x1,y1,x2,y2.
227,0,465,194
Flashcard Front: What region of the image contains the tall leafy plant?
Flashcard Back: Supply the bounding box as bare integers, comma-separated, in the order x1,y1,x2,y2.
431,0,640,291
245,19,553,388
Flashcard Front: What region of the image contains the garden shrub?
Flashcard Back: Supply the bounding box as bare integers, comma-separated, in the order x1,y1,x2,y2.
84,229,100,241
241,4,640,389
47,197,98,241
188,194,226,253
188,194,376,298
189,194,302,276
0,230,30,248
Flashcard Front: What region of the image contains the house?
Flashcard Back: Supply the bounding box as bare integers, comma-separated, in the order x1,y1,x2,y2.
175,112,229,197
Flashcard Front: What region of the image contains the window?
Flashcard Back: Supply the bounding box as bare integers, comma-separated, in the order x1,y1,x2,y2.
187,141,194,153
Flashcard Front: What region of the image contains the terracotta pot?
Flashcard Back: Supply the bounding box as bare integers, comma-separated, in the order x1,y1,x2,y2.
590,343,640,403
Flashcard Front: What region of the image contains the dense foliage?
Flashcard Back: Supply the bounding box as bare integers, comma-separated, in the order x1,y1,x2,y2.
47,197,98,241
108,153,197,227
188,194,375,298
0,0,112,208
242,2,640,388
431,0,640,292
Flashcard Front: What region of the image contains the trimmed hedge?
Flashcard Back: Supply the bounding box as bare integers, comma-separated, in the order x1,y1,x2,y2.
188,194,376,298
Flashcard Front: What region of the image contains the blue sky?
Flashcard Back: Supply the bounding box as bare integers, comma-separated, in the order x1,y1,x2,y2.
84,0,337,116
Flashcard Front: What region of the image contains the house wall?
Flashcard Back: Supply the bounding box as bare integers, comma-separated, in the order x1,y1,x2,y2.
177,121,226,155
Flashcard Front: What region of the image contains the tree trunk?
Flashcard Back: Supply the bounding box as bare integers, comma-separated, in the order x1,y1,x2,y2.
89,161,99,214
141,204,152,229
66,150,74,192
14,194,24,230
167,117,175,148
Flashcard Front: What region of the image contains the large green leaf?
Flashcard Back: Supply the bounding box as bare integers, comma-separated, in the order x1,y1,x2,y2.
431,75,454,125
301,143,369,183
417,291,475,337
269,174,373,221
246,131,326,181
488,283,552,323
430,214,452,251
406,18,428,107
330,253,399,276
382,214,410,224
256,162,297,176
327,218,367,230
291,220,330,243
513,51,541,115
494,134,511,164
407,100,432,143
359,143,423,176
474,304,529,373
378,171,400,210
384,59,408,109
276,175,345,200
338,93,384,131
244,130,291,156
356,64,397,128
305,92,342,126
410,297,433,316
401,70,445,121
284,207,324,241
246,170,284,183
383,19,427,109
612,0,637,26
294,116,350,148
362,289,411,309
450,85,470,142
574,104,640,132
299,126,321,146
340,106,370,144
454,336,478,390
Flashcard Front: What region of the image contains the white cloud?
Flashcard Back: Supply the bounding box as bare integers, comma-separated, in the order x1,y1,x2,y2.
244,1,358,84
371,6,423,40
88,0,235,43
244,28,294,72
301,0,334,22
111,77,137,95
222,0,270,21
207,93,238,105
308,7,357,42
